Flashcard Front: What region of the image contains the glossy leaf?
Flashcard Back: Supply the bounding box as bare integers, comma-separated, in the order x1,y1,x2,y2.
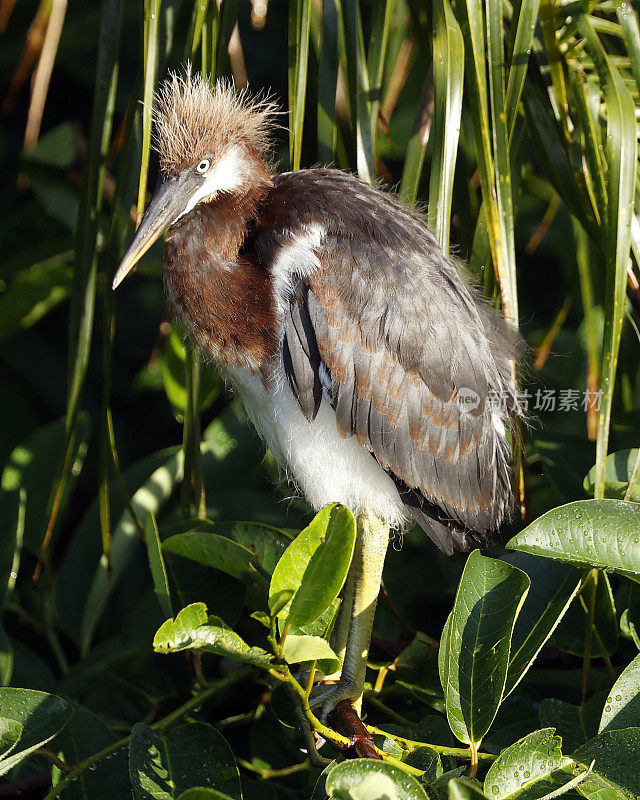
153,603,272,668
0,718,22,759
177,791,236,800
163,531,268,594
325,758,428,799
442,551,530,746
506,500,640,581
501,553,581,696
583,450,640,503
220,521,292,576
0,688,72,776
130,722,241,800
449,779,488,800
282,634,340,676
483,729,574,800
599,653,640,733
269,503,356,627
573,729,640,798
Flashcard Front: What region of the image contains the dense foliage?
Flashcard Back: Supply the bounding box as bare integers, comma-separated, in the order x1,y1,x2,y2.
0,0,639,798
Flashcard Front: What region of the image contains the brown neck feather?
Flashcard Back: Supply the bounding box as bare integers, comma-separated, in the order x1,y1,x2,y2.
162,177,278,372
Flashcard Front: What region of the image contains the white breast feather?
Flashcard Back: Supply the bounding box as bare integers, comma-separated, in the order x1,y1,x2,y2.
227,362,407,528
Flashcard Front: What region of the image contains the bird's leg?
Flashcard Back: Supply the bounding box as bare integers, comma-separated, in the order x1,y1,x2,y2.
313,509,389,720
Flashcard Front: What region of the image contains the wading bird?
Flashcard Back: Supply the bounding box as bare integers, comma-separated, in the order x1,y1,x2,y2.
113,73,522,719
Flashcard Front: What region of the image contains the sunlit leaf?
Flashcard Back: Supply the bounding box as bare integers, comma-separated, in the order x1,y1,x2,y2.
507,500,640,582
325,758,428,799
269,503,356,627
153,603,272,668
442,551,529,746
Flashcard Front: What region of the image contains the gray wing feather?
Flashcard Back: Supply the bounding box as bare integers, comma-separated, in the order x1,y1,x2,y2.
262,169,523,553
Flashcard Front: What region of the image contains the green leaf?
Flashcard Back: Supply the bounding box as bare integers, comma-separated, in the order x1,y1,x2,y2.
177,791,237,800
146,512,172,619
0,260,72,342
583,450,640,502
269,504,356,627
325,758,428,799
599,653,640,733
0,718,22,759
153,603,272,668
442,551,530,746
484,729,575,800
21,122,77,168
220,521,292,576
449,779,488,800
129,722,241,800
501,553,581,696
282,634,340,676
539,695,604,754
506,500,640,581
573,729,640,798
51,703,130,799
163,531,268,594
1,415,90,555
0,688,72,776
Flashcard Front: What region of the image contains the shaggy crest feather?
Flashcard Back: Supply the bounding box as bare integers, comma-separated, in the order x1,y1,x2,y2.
153,72,277,177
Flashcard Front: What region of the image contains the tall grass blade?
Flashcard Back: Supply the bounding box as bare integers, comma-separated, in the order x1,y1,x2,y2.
317,0,339,165
136,0,161,226
486,0,518,323
290,0,312,171
428,0,463,254
505,0,540,138
342,0,374,181
399,74,433,205
215,0,241,79
580,19,638,499
183,0,210,61
367,0,395,155
36,0,125,578
616,1,640,94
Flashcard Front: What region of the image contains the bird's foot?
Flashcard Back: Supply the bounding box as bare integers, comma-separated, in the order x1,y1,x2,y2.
310,677,360,723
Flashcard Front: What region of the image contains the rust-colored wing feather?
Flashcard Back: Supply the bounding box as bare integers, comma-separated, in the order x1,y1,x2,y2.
257,169,522,554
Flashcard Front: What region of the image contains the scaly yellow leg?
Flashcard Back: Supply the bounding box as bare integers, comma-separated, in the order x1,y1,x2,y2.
315,509,389,718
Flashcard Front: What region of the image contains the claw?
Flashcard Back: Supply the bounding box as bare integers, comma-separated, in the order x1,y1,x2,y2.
310,678,360,722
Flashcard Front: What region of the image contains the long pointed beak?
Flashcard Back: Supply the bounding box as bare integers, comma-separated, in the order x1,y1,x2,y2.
112,173,194,289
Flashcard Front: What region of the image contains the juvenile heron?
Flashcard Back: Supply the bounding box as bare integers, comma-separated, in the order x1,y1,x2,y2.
114,74,522,718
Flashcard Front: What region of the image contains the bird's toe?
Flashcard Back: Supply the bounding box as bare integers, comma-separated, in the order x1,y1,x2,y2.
311,678,360,723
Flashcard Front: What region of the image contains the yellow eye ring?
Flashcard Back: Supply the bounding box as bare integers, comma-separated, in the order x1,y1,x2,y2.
196,158,210,174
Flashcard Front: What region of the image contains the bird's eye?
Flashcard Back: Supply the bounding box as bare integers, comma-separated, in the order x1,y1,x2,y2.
196,158,211,174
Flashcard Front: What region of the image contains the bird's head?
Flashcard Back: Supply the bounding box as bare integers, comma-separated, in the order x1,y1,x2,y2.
113,72,276,289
